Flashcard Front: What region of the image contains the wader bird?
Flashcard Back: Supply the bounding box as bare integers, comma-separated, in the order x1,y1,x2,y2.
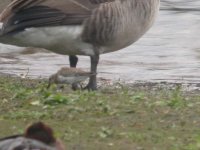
48,67,95,90
0,0,160,90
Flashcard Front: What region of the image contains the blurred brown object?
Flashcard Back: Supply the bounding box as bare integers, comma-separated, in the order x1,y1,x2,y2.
0,122,65,150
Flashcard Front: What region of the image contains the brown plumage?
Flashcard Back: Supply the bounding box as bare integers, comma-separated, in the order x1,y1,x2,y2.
0,0,160,90
48,67,95,90
0,122,65,150
24,122,56,145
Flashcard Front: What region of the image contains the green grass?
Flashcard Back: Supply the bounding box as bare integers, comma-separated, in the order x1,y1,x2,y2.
0,76,200,150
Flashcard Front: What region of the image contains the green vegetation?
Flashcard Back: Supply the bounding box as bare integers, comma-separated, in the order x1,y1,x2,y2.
0,76,200,150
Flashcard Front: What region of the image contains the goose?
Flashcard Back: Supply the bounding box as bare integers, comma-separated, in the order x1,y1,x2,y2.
0,122,64,150
0,0,160,90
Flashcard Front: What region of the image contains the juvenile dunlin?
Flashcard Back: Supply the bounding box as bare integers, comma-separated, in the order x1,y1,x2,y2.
48,67,95,90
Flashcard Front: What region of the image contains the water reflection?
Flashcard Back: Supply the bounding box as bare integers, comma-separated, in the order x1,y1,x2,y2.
161,0,200,11
0,0,200,85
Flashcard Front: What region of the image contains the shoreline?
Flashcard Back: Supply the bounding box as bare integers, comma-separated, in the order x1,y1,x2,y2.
1,73,200,92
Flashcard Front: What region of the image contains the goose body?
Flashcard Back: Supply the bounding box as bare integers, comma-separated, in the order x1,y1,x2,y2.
0,0,160,90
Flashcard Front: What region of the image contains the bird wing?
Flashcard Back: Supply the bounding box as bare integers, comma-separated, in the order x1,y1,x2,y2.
0,0,114,34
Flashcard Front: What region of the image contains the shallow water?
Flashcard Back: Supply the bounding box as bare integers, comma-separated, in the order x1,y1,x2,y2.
0,0,200,85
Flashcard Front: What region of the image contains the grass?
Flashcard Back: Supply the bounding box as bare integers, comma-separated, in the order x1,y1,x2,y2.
0,76,200,150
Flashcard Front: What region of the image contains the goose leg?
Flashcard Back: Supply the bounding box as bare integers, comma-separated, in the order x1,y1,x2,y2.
69,55,79,90
85,54,99,90
69,55,78,68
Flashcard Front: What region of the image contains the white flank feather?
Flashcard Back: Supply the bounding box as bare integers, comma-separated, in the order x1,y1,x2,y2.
9,26,95,56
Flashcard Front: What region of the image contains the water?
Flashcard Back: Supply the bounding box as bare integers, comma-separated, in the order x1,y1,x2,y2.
0,0,200,85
